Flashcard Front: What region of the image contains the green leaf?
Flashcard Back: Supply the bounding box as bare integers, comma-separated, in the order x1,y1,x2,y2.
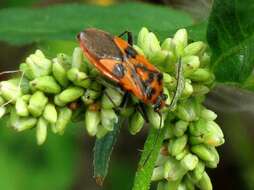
93,118,121,186
132,127,166,190
207,0,254,84
0,3,195,45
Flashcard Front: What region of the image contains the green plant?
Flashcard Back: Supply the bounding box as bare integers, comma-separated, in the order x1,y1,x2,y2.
0,0,253,190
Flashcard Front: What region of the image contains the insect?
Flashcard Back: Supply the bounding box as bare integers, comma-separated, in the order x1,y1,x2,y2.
77,28,168,112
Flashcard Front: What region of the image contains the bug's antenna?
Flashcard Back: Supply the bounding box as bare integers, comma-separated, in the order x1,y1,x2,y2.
0,70,24,108
166,57,184,110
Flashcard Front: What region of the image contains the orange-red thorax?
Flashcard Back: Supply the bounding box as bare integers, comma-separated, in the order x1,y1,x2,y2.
78,28,166,111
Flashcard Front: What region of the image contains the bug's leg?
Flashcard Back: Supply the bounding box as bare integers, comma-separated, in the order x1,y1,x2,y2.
136,102,149,123
118,31,133,46
120,92,130,108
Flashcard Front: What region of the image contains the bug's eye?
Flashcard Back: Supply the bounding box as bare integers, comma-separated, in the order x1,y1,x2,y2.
76,33,81,40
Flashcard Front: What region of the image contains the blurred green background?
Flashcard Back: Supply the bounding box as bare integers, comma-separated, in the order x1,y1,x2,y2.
0,0,254,190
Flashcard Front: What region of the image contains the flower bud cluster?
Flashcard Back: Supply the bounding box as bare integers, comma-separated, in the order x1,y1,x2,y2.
134,28,223,190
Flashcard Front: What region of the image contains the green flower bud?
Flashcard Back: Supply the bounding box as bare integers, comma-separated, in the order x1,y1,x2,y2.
147,106,165,129
200,53,211,67
189,136,203,145
67,68,91,88
149,50,168,66
0,81,21,102
175,147,189,160
189,68,213,82
175,101,197,122
52,60,69,87
21,94,31,103
54,96,65,107
181,80,193,99
164,157,187,181
173,120,189,137
143,32,161,58
183,176,195,190
152,166,164,181
20,63,34,80
161,38,174,52
129,112,145,135
36,117,48,145
189,161,205,181
182,56,200,77
101,108,118,131
156,153,169,166
72,47,83,69
30,76,61,94
163,73,176,90
0,96,4,106
0,107,6,118
137,27,150,50
43,103,58,124
180,153,199,170
164,178,182,190
192,84,210,96
196,172,212,190
164,122,175,139
96,125,109,139
173,29,188,56
15,97,29,117
82,89,100,105
204,147,219,168
57,86,84,105
120,106,135,117
191,145,218,163
101,87,123,109
168,135,188,156
177,183,187,190
201,108,217,121
13,117,37,132
133,45,145,55
157,182,166,190
164,52,177,72
55,107,72,135
184,41,206,56
56,53,71,69
85,109,100,136
28,91,48,117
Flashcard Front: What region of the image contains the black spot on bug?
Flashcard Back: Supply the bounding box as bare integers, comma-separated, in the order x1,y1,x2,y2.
135,63,148,72
144,72,155,85
125,46,137,58
113,63,125,78
157,72,163,85
145,86,155,99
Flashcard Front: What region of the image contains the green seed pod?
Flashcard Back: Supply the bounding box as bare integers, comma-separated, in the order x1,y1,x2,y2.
164,178,182,190
67,68,91,88
182,56,200,77
189,161,205,182
21,94,31,103
196,172,213,190
28,91,48,117
96,125,109,139
189,136,204,145
120,106,135,117
175,147,189,161
152,166,164,181
204,147,219,168
101,108,118,131
201,108,217,121
164,157,187,181
191,145,217,163
13,117,37,132
192,84,210,96
56,53,71,69
82,89,100,105
54,96,65,107
180,153,199,171
57,86,84,105
85,109,100,136
52,60,69,87
15,97,29,117
173,120,189,137
143,32,161,59
147,106,165,129
0,107,6,118
55,107,72,135
0,81,21,102
181,80,193,99
36,117,48,145
173,28,188,56
101,87,123,109
189,68,212,82
184,41,206,56
43,103,58,124
164,122,175,139
72,47,83,69
200,53,211,67
168,135,188,156
163,73,177,90
129,112,145,135
161,38,174,52
30,76,61,94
